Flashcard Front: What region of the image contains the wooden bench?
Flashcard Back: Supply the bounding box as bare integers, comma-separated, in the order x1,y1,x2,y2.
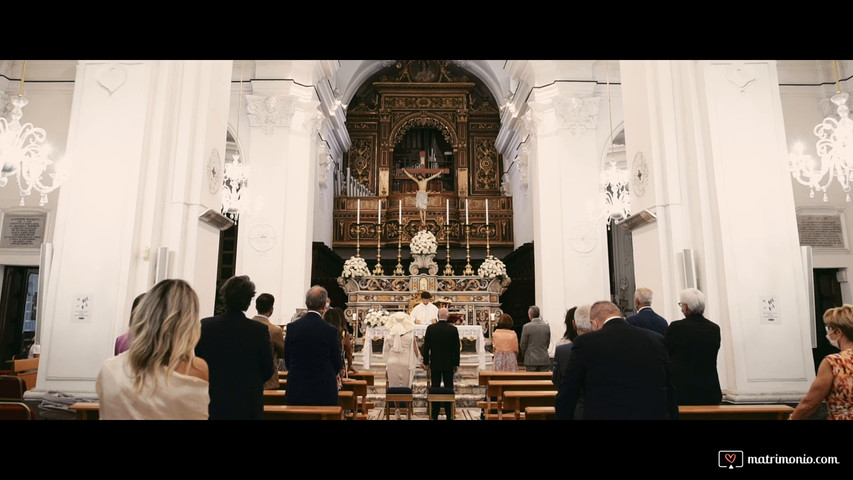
502,390,557,420
347,371,375,386
69,402,100,420
6,357,39,391
341,379,372,415
678,404,794,420
515,404,795,420
485,380,557,419
263,389,287,405
263,405,343,420
477,370,553,387
524,406,557,420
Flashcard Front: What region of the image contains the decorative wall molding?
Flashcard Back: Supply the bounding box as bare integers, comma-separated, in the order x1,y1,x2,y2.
317,142,331,190
554,96,600,135
306,106,324,137
246,94,297,134
95,63,128,96
726,63,759,94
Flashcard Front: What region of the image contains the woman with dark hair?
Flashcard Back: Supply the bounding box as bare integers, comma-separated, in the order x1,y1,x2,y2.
557,307,578,347
491,314,519,371
324,307,356,376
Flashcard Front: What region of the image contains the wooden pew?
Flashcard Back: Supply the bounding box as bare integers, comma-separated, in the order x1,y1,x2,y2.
502,390,557,420
477,370,553,387
678,404,794,420
517,404,795,420
263,405,343,420
341,379,371,416
484,380,557,420
263,390,287,405
346,371,375,386
7,357,39,391
524,406,557,420
69,402,100,420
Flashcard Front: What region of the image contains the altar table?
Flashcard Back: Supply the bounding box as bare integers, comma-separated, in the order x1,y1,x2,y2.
362,324,486,370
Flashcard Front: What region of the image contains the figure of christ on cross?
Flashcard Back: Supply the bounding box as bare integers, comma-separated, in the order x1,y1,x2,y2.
402,168,442,226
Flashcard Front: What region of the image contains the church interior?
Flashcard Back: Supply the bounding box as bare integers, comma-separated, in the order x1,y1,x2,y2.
0,59,851,424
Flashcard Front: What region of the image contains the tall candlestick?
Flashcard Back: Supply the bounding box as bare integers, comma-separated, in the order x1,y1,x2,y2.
399,200,402,224
446,199,449,225
465,199,469,225
357,199,360,223
378,200,381,224
486,199,489,224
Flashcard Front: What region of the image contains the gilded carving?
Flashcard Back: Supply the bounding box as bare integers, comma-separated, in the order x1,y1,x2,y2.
349,137,373,188
457,168,468,197
473,138,499,191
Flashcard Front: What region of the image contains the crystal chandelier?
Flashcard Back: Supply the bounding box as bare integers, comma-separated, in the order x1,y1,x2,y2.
789,60,853,202
0,60,64,206
221,60,250,222
600,61,630,227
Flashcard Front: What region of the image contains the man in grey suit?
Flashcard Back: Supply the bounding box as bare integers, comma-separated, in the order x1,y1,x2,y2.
520,305,551,371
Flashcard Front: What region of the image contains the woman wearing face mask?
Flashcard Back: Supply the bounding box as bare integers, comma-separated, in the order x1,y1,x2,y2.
790,305,853,420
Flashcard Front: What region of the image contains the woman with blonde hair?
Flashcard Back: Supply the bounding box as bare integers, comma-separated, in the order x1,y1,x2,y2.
96,279,209,419
790,304,853,420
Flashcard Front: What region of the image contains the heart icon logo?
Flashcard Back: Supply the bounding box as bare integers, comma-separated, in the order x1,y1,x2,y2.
725,453,736,464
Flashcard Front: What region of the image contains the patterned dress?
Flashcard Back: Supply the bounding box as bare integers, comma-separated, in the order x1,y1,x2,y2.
492,328,519,372
825,349,853,420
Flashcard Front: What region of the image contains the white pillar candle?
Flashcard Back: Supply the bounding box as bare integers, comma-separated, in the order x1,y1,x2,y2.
357,199,360,223
378,200,382,224
486,199,489,224
399,200,402,224
465,199,469,225
446,199,449,225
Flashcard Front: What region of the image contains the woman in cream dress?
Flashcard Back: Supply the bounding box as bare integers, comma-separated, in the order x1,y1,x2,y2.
383,311,421,388
96,279,209,420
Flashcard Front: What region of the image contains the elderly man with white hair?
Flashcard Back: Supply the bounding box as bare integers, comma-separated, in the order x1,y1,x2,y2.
665,288,722,406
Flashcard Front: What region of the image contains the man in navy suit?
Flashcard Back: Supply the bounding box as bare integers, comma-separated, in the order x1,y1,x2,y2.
555,300,678,420
626,287,668,336
195,275,274,420
421,307,460,420
284,285,342,406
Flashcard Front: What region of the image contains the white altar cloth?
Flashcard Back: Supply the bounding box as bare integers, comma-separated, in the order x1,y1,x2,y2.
362,324,486,370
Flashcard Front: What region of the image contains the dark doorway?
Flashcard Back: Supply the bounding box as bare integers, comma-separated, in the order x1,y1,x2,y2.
214,223,238,315
0,266,39,366
812,268,844,374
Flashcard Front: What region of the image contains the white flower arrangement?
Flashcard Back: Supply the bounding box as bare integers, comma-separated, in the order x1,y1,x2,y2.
364,307,390,327
478,255,508,280
410,230,438,255
342,255,370,279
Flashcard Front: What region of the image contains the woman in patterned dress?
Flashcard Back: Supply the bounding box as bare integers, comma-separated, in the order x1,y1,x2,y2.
491,314,519,372
790,305,853,420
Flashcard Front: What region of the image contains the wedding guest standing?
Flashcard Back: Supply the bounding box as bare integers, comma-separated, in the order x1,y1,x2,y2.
195,275,274,420
491,314,519,372
251,293,285,390
665,288,722,406
520,306,551,371
97,279,209,420
790,305,853,420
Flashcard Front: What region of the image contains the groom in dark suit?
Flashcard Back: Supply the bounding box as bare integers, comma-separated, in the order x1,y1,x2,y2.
421,307,460,420
284,285,342,406
195,275,274,420
555,300,678,420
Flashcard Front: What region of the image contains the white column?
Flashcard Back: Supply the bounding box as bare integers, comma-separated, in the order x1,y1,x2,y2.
235,63,322,324
36,60,232,394
622,60,814,402
520,65,611,353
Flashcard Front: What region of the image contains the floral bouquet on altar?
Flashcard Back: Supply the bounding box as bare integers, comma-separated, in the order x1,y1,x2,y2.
364,307,390,328
342,255,370,279
410,230,438,255
478,255,508,280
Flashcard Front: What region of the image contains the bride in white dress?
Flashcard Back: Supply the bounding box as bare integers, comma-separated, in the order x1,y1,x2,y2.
383,311,421,389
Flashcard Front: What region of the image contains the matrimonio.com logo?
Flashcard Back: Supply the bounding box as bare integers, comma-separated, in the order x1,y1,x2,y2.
719,450,744,469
